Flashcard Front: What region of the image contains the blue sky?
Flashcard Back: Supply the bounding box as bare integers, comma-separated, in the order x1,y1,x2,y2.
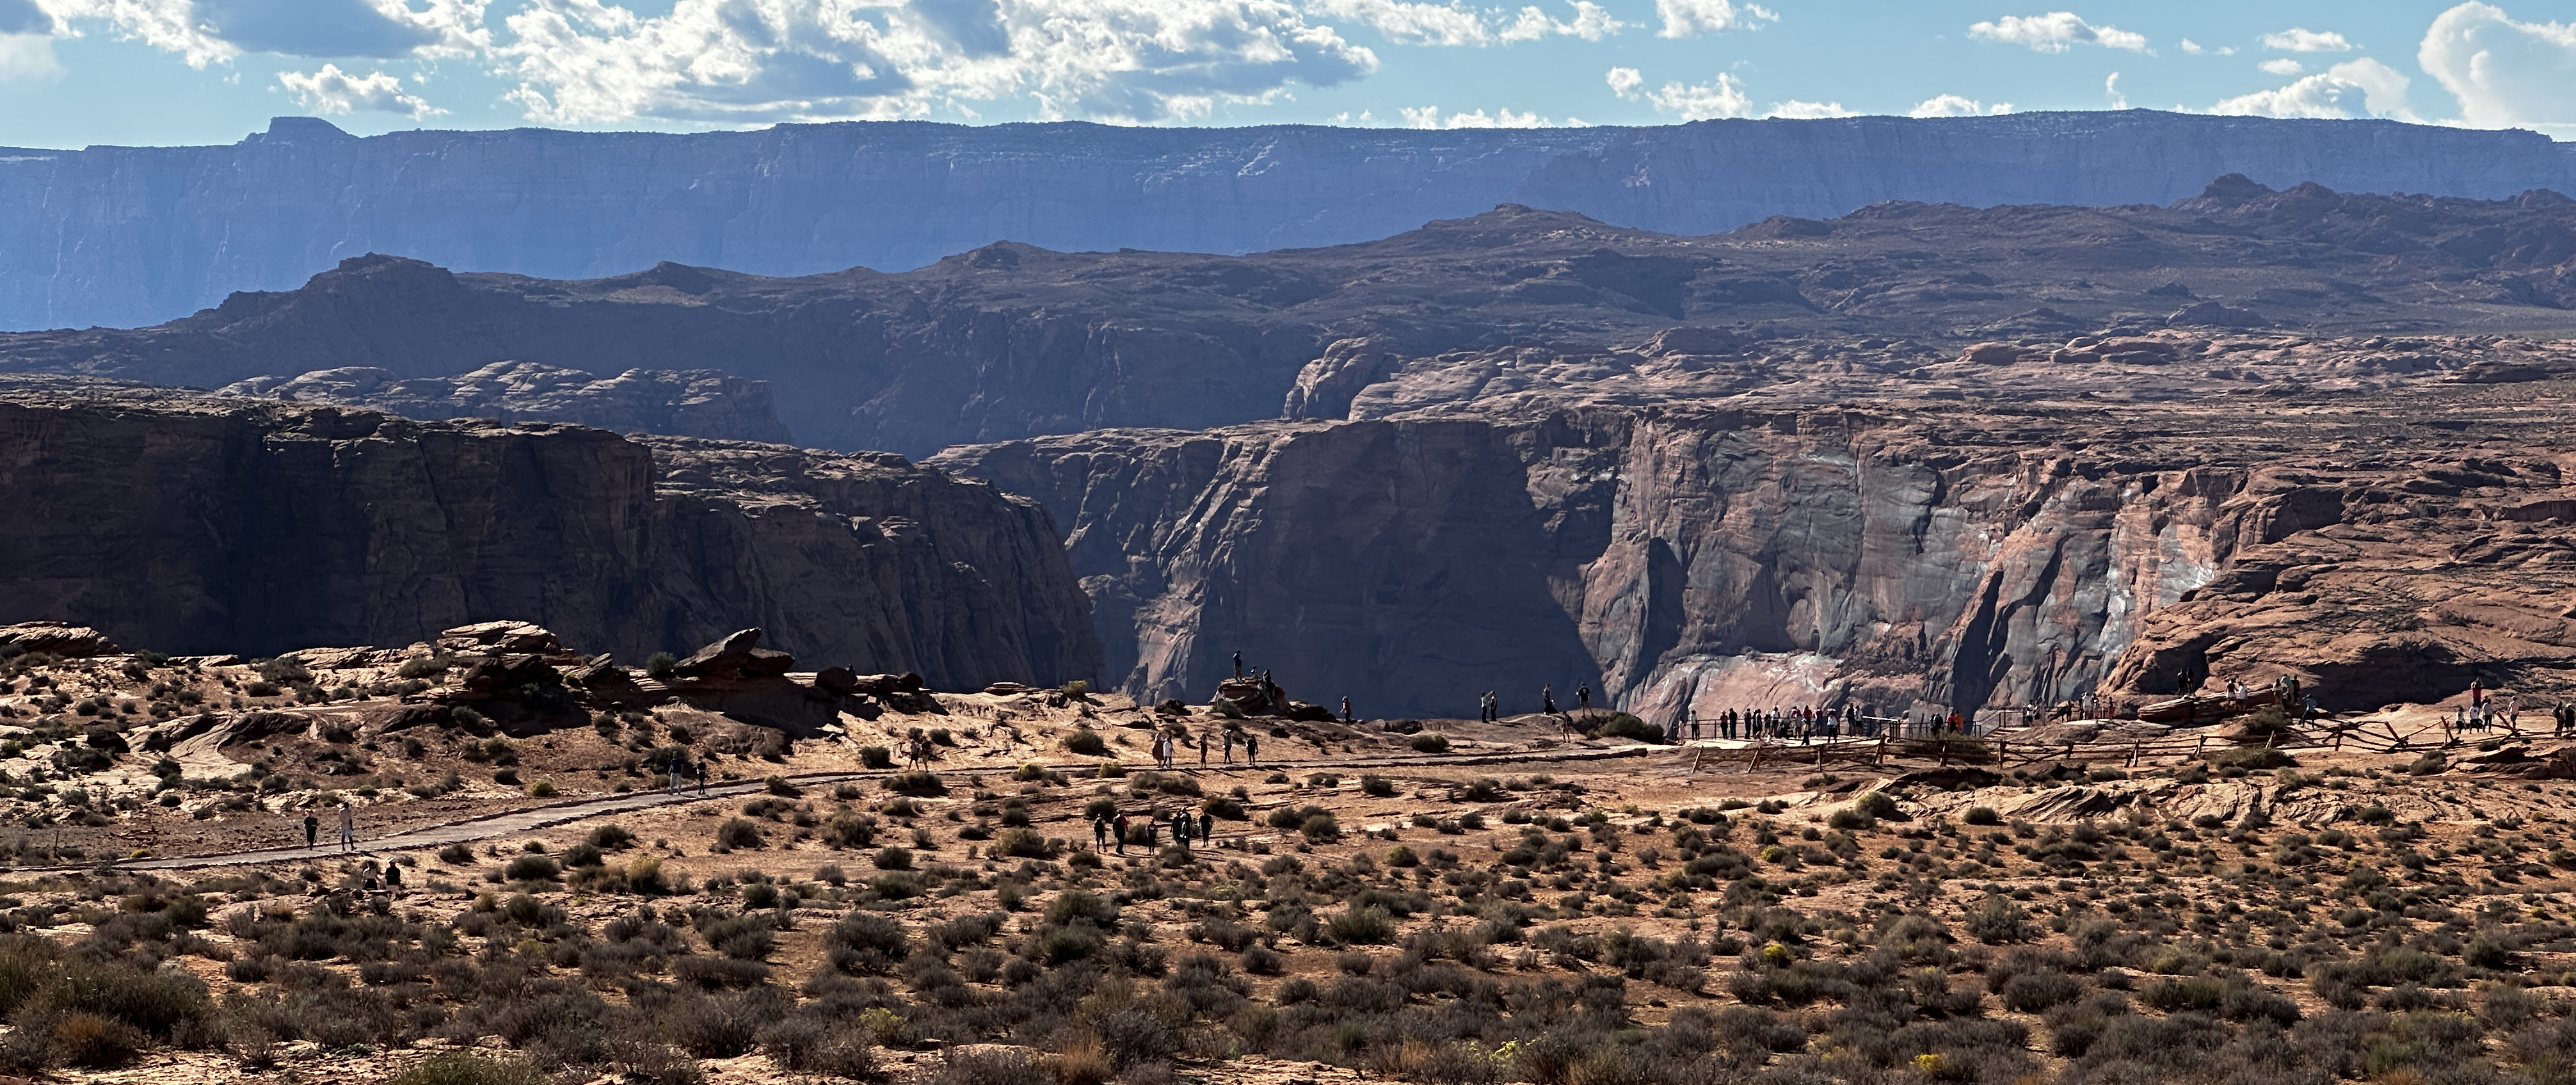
0,1,2570,148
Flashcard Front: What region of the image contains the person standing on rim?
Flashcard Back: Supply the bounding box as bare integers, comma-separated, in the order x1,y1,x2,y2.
1542,685,1557,715
1341,696,1353,723
1233,651,1244,679
1576,684,1591,711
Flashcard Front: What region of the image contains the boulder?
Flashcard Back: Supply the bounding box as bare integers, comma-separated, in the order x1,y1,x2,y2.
452,654,561,698
673,628,795,682
0,622,120,659
1958,342,2023,366
438,621,561,655
562,655,652,707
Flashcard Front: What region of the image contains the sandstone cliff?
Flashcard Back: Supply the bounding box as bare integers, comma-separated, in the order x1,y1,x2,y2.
6,112,2573,332
215,361,790,443
11,183,2576,454
936,334,2576,718
0,380,1098,687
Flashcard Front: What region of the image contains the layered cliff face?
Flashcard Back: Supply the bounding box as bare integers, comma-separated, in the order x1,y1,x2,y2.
6,112,2574,332
936,334,2576,717
10,182,2576,454
0,381,1098,687
215,361,789,442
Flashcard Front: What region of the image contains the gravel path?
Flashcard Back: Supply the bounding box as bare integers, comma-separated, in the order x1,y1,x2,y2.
80,743,1658,872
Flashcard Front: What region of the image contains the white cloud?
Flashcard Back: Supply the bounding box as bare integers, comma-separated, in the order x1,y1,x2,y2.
1309,0,1491,46
0,33,60,80
1765,99,1850,118
2261,28,2353,52
2212,56,2417,120
47,0,488,67
1909,93,2013,117
1654,0,1773,39
2259,57,2303,75
2420,1,2576,133
1968,12,2147,53
1400,104,1551,127
500,0,1380,125
1499,1,1622,43
278,62,440,117
2105,70,2124,108
1610,67,1752,119
2180,38,2236,56
0,0,58,36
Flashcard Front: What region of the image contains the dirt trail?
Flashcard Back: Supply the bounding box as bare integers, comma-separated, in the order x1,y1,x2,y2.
79,743,1659,872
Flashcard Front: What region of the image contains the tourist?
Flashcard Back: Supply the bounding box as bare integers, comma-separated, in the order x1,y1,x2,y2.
383,861,403,895
1341,696,1353,723
1092,816,1108,851
337,803,356,853
1233,650,1243,679
1576,684,1590,711
1113,812,1130,855
1542,685,1556,714
1245,734,1260,765
1199,811,1214,843
1222,730,1236,764
1198,733,1209,765
303,812,319,849
1172,810,1192,849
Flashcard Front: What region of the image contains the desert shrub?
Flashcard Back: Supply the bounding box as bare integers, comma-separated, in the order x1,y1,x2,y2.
2203,746,2298,771
759,1013,875,1078
503,855,561,883
588,824,636,849
1300,812,1341,842
1595,713,1662,743
1202,796,1247,820
1966,896,2033,944
826,911,911,974
715,818,765,851
644,652,679,679
883,771,945,796
822,812,878,849
858,746,893,769
1964,806,2002,826
1411,733,1450,754
671,956,772,989
1327,907,1395,945
1361,775,1396,798
1064,730,1108,757
873,846,913,871
666,988,788,1058
1999,970,2085,1012
993,828,1057,859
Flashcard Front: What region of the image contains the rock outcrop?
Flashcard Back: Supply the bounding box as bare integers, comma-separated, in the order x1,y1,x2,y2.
11,182,2576,454
6,112,2575,332
0,381,1099,689
216,361,790,443
936,333,2576,718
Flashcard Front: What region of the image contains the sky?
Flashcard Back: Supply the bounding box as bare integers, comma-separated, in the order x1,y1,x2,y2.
0,1,2571,148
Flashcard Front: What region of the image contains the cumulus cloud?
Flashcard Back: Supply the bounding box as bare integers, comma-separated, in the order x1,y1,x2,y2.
1909,93,2013,117
279,62,440,116
2261,28,2352,52
1309,0,1491,46
500,0,1380,125
1765,99,1849,118
1654,0,1773,39
1608,67,1750,119
2259,58,2303,75
47,0,486,67
2180,38,2235,56
1499,1,1621,43
0,33,59,81
1968,12,2147,53
2212,56,2417,120
1400,104,1553,127
1978,12,2143,54
2419,2,2576,132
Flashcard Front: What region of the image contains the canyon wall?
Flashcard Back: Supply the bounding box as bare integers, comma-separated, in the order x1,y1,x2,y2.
938,386,2576,718
0,383,1098,687
5,111,2573,331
